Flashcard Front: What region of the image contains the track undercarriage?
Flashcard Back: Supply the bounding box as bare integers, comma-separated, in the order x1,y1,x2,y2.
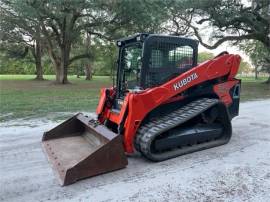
135,98,232,161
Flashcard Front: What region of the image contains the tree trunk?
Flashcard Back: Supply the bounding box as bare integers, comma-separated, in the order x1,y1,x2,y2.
46,46,66,84
57,50,69,84
55,41,71,84
57,41,71,84
35,37,44,80
46,46,62,84
55,61,68,84
255,66,258,80
42,16,74,84
85,33,92,80
85,63,92,80
76,66,81,78
31,26,43,80
54,20,72,84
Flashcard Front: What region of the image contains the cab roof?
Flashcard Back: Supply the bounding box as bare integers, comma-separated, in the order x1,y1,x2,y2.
116,33,198,47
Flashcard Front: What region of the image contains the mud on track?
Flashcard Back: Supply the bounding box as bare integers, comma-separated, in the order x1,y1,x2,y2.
1,100,270,202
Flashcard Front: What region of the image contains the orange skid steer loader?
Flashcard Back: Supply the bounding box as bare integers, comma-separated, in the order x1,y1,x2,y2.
42,33,241,185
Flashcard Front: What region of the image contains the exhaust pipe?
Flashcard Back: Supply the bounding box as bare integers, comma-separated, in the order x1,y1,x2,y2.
42,113,128,186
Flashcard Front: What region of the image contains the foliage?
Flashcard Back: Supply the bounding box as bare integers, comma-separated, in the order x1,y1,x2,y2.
239,61,252,74
240,40,270,75
0,52,35,74
1,0,269,84
0,0,169,83
166,0,270,49
0,0,44,79
198,51,214,63
0,52,55,75
239,40,270,83
92,40,118,76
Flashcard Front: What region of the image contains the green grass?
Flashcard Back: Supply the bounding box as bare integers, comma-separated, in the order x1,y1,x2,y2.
0,75,111,121
237,76,268,82
237,76,270,101
0,74,269,121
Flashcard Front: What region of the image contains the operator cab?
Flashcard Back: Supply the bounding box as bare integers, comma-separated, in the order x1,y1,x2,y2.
114,33,198,110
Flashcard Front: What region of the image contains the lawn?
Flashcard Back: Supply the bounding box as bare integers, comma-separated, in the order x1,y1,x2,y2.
0,74,269,121
0,75,111,121
239,77,270,101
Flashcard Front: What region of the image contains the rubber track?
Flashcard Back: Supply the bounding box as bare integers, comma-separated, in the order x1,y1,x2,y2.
135,98,224,161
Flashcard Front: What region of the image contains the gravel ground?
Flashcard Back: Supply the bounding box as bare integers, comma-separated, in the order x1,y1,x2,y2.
0,100,270,202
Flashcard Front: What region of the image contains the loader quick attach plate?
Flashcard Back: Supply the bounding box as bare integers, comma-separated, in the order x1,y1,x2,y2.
42,114,128,186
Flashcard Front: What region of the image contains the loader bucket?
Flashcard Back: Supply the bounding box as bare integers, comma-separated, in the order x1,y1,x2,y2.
42,113,128,186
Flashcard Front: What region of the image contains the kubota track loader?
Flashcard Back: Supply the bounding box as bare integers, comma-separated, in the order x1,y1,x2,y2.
42,33,241,185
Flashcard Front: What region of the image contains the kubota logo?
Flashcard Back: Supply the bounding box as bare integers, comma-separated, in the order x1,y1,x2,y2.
173,73,198,91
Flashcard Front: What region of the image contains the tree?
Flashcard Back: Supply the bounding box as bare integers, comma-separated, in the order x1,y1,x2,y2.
28,0,96,84
69,33,94,80
239,60,252,75
0,1,44,80
241,40,270,83
1,0,168,83
166,0,269,49
2,0,112,83
24,0,166,83
93,40,118,77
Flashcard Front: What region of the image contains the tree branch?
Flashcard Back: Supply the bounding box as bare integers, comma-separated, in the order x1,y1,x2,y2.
87,31,113,41
190,24,258,49
69,53,92,64
41,21,59,64
47,20,62,46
